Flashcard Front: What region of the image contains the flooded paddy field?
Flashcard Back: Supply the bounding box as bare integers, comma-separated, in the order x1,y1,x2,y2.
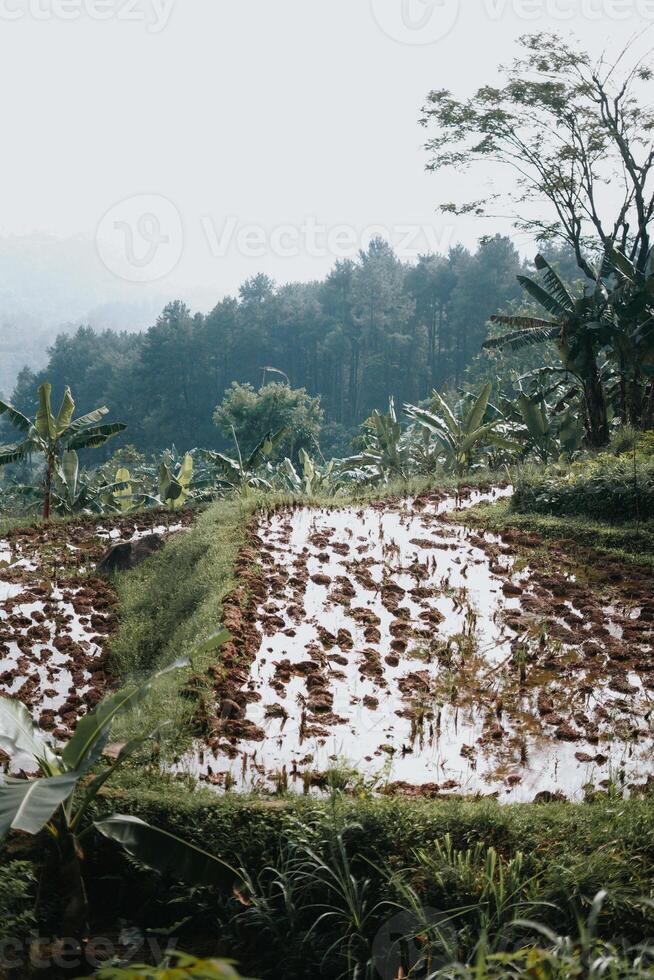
0,512,190,747
181,487,654,802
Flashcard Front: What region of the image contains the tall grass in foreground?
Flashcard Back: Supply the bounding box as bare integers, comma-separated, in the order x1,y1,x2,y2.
212,795,654,979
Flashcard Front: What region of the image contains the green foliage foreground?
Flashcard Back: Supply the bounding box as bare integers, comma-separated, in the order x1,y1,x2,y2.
71,781,654,979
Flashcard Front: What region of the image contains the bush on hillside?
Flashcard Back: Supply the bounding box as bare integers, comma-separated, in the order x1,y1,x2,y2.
513,433,654,521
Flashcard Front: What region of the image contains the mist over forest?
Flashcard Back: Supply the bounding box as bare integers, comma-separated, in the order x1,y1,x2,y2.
0,233,222,397
4,233,579,456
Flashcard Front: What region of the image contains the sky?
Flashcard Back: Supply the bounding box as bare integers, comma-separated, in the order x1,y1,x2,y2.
0,0,652,331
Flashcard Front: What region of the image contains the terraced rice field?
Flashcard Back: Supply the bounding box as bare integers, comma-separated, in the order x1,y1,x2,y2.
182,487,654,802
0,513,188,753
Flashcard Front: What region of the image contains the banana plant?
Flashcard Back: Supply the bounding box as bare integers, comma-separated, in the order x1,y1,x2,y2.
597,245,654,427
0,383,126,519
513,392,555,463
113,466,134,513
4,452,124,517
509,390,584,461
404,384,520,475
0,632,236,940
485,253,616,446
51,449,93,513
202,426,286,496
340,398,412,484
159,450,194,511
278,448,341,497
92,468,149,516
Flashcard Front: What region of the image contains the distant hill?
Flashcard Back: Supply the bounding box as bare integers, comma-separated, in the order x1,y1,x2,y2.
0,233,217,398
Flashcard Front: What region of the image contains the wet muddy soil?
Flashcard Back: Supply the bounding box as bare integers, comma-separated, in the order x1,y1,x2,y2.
0,511,192,747
179,487,654,802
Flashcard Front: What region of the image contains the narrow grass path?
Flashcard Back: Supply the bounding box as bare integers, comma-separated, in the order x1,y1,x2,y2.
108,497,255,743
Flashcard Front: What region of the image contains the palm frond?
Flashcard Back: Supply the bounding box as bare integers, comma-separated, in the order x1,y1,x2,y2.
483,328,559,352
534,254,575,311
0,442,31,465
65,422,127,451
0,401,33,434
490,315,557,330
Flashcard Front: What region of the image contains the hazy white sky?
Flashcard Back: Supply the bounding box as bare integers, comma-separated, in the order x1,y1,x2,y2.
0,0,652,319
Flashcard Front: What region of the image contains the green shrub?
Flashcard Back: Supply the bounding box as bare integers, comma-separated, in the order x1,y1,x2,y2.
0,860,36,946
513,434,654,520
78,778,654,979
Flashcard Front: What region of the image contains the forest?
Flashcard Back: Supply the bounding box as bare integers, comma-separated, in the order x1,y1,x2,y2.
3,237,579,457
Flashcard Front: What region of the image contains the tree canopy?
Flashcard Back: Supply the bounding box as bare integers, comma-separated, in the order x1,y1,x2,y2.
5,236,541,456
422,33,654,279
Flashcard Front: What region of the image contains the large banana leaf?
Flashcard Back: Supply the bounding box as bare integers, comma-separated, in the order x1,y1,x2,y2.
70,732,163,832
94,815,238,890
0,401,33,434
55,386,76,436
177,452,193,488
516,274,570,318
212,453,243,484
517,393,548,439
0,772,79,838
65,422,127,451
534,254,575,311
463,382,492,435
65,406,110,432
281,457,301,489
404,405,454,442
460,421,498,454
35,383,57,442
61,450,79,500
114,468,133,512
246,427,286,470
0,441,32,465
428,389,459,435
483,328,559,352
489,434,524,453
603,245,636,280
62,658,190,773
159,460,183,504
170,453,193,510
0,697,59,770
490,315,558,331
